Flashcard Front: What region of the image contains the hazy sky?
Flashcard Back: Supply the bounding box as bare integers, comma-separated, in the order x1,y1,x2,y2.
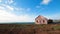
0,0,60,22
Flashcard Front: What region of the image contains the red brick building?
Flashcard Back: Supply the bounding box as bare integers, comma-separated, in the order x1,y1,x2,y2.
35,15,48,24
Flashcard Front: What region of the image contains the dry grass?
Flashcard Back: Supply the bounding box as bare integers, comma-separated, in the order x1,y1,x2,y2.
0,24,60,34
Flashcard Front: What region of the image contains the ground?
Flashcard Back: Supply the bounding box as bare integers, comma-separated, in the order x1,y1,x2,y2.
0,24,60,34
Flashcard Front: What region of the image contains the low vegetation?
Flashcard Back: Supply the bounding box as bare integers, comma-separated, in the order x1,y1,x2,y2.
0,24,60,34
52,26,60,30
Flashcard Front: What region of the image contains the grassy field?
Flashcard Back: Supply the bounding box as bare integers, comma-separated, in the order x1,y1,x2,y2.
0,24,60,34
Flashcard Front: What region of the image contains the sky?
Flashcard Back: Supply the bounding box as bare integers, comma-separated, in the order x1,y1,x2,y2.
0,0,60,23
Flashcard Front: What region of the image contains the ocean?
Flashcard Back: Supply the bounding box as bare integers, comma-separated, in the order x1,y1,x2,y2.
0,22,35,24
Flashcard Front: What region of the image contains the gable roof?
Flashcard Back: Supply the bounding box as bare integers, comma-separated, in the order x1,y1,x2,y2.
35,15,48,20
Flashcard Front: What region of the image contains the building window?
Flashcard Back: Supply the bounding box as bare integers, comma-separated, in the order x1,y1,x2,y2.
43,20,45,23
36,20,38,23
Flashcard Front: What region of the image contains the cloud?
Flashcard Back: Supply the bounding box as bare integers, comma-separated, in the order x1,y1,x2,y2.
5,0,14,4
0,0,2,2
0,9,34,23
0,3,34,23
0,0,34,23
41,0,51,5
0,4,14,12
45,13,60,20
0,6,5,9
52,13,60,19
0,0,31,12
0,0,15,11
8,0,14,4
36,0,52,10
6,5,14,11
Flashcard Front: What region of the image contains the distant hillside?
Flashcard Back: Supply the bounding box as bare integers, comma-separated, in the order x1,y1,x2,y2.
53,20,60,23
